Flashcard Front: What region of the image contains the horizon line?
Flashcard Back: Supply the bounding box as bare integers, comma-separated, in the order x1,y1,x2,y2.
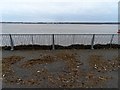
0,22,119,24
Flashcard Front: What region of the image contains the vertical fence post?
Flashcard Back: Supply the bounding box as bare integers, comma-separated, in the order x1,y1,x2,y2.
72,34,75,45
52,34,55,50
9,34,14,51
91,34,95,50
31,35,34,45
31,35,34,49
110,34,114,48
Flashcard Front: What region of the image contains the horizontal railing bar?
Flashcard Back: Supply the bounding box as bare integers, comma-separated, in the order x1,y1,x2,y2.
0,34,118,35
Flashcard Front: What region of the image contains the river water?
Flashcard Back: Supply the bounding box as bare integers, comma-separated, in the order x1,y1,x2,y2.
2,24,118,34
1,24,118,46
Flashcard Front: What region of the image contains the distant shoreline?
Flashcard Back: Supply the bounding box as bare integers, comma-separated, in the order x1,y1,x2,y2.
0,22,119,24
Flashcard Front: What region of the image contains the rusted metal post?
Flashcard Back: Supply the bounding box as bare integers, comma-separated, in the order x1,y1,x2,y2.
91,34,95,50
9,34,14,51
110,34,114,48
52,34,55,50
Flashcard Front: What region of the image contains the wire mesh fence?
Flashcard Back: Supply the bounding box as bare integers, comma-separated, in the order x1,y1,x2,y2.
1,34,119,50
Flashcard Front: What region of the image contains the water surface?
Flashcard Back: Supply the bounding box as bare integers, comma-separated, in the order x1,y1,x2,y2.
2,24,118,34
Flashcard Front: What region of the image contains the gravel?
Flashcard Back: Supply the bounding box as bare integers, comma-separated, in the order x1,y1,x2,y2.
2,49,119,88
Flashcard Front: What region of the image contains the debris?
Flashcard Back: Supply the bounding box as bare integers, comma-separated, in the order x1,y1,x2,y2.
89,55,119,72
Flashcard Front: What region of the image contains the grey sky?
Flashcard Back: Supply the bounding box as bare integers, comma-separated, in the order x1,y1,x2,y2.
0,0,119,22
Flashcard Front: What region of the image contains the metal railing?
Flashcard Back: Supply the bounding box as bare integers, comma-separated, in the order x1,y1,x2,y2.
0,34,118,50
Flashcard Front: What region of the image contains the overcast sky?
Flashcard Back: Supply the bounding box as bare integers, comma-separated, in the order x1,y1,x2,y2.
0,0,119,22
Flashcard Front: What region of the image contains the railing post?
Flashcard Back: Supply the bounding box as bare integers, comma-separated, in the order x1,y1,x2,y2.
9,34,14,51
52,34,55,50
91,34,95,50
110,34,114,48
31,35,34,49
31,35,34,45
73,34,75,45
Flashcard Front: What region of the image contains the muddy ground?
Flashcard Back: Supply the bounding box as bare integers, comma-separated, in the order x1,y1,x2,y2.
1,49,119,88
